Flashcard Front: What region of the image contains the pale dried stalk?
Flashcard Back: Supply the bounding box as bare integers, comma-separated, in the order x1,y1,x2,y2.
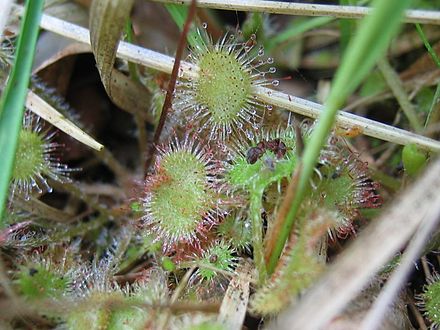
360,202,440,330
12,5,440,152
218,260,253,330
26,90,103,151
268,156,440,330
0,0,13,41
151,0,440,25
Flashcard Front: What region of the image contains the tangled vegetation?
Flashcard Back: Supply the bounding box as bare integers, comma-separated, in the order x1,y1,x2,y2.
1,0,440,329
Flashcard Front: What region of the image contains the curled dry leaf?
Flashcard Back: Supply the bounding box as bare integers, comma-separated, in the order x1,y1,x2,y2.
89,0,152,122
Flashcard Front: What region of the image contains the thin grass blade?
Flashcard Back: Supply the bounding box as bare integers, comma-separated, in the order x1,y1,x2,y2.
0,0,44,225
266,0,412,273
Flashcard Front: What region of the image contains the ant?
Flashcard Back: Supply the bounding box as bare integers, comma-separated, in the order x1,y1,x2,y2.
246,138,287,164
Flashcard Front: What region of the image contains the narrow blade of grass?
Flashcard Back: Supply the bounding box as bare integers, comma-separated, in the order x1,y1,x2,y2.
339,0,356,54
415,23,440,130
426,83,440,131
164,3,202,48
377,57,423,134
266,16,334,52
266,0,412,274
416,23,440,67
0,0,44,225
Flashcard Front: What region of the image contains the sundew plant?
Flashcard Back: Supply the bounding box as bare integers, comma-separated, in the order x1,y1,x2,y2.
1,0,440,329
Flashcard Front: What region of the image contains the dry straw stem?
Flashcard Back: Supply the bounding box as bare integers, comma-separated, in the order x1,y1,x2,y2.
26,90,103,151
361,196,440,330
152,0,440,25
0,0,13,41
218,260,253,330
12,5,440,152
268,156,440,330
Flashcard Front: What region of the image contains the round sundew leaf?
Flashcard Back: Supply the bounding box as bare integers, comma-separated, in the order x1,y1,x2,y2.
161,149,207,184
150,182,207,234
217,214,252,251
108,301,149,330
17,265,69,300
12,129,46,181
424,280,440,325
196,50,252,125
315,166,355,210
197,241,236,282
145,145,217,243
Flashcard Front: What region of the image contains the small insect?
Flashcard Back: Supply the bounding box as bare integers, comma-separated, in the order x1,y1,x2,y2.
246,141,266,164
336,125,363,138
209,254,218,263
266,138,287,159
246,138,288,164
29,268,38,276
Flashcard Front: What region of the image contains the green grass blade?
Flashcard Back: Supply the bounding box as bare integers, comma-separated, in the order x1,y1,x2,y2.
0,0,44,226
267,0,412,274
266,16,334,52
415,23,440,67
415,23,440,129
339,0,356,53
377,57,423,133
425,83,440,131
164,3,202,48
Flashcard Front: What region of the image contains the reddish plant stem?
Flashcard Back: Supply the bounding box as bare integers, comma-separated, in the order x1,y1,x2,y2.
144,0,197,175
264,164,302,267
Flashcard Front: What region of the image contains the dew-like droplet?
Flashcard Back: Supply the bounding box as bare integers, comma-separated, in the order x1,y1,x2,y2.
269,67,276,73
272,80,280,87
202,22,208,29
267,57,274,64
258,47,265,56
